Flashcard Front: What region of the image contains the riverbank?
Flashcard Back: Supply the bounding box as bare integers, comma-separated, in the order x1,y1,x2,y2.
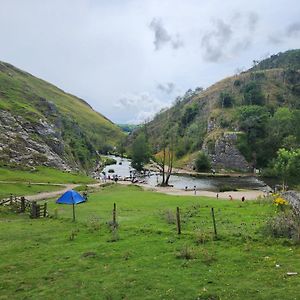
118,181,264,200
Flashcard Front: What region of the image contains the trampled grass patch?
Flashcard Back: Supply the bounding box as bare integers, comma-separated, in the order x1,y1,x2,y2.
1,184,300,299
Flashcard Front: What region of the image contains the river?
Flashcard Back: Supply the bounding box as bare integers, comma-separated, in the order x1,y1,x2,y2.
101,155,270,192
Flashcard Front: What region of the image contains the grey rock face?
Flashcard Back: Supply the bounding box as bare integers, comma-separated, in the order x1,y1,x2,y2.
203,132,251,172
0,110,70,169
281,191,300,213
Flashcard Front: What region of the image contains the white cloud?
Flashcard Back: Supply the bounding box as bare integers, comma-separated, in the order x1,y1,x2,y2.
0,0,299,123
114,92,169,124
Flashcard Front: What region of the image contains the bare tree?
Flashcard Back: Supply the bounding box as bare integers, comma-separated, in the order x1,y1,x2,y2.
154,125,176,186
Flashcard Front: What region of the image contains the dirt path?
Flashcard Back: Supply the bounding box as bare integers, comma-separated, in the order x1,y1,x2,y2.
26,184,79,201
7,179,263,202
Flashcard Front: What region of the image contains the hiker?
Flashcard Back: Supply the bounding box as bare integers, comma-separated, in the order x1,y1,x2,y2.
216,193,219,199
229,195,233,200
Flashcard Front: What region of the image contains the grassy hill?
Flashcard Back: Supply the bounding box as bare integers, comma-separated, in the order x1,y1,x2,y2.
137,49,300,172
0,61,124,170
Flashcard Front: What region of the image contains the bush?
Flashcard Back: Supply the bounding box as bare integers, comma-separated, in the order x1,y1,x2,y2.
243,82,265,105
234,79,241,87
176,245,196,260
194,230,211,245
263,210,300,242
219,92,234,108
195,151,211,172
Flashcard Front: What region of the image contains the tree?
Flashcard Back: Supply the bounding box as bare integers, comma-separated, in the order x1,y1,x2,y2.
154,126,176,186
219,92,234,108
117,136,127,157
237,105,269,167
274,148,300,190
237,105,269,143
194,151,211,172
243,82,265,105
131,133,150,171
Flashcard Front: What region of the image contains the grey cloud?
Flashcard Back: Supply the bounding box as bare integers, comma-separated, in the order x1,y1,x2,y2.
247,12,259,32
201,19,232,62
268,34,283,45
286,22,300,36
157,82,175,94
149,18,183,50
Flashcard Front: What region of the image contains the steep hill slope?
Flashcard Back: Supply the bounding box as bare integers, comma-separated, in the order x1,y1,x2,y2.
139,49,300,172
0,61,124,170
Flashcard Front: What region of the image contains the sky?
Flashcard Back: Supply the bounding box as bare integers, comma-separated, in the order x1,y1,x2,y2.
0,0,300,124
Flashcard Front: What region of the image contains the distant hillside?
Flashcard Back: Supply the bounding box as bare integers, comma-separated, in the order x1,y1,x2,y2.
134,49,300,172
0,61,124,170
118,124,141,134
252,49,300,71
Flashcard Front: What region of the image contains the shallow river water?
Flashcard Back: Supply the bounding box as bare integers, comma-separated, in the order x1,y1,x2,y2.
102,155,269,192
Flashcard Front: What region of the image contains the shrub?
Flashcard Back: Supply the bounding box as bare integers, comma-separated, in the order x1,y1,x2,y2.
263,210,300,242
234,79,241,87
201,248,217,266
195,151,211,172
194,230,210,245
176,245,196,260
87,215,101,232
243,82,265,105
219,92,234,108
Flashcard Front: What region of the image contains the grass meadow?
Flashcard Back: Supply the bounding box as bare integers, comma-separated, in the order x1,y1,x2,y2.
0,166,95,184
1,184,300,299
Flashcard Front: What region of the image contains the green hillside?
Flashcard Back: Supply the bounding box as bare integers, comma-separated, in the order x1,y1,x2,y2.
135,49,300,172
0,61,124,169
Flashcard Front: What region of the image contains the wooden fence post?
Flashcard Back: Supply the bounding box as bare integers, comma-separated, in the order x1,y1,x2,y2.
20,197,25,213
43,202,47,217
113,203,116,226
211,207,217,238
176,207,181,235
31,201,37,218
36,204,40,218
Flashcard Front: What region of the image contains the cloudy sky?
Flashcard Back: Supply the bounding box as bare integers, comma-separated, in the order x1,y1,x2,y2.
1,0,300,123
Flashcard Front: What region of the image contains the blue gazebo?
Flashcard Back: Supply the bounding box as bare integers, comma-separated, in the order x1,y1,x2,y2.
56,190,86,221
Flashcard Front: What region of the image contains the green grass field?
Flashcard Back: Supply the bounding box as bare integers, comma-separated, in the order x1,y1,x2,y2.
0,166,95,184
1,184,299,300
0,182,63,199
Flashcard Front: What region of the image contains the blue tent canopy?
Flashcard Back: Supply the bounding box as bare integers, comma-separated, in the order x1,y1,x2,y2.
56,190,86,205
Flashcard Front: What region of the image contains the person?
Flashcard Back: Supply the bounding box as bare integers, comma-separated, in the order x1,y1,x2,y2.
83,191,88,201
229,195,233,200
194,186,196,195
216,193,219,199
241,196,245,202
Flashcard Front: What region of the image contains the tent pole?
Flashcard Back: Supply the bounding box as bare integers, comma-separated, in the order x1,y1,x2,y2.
72,203,75,222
